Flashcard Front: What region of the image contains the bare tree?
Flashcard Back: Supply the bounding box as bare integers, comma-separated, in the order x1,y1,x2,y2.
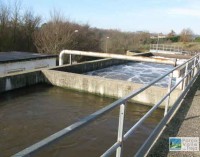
22,10,41,51
180,28,194,42
11,0,22,48
34,10,75,54
0,0,11,51
0,1,10,31
0,1,152,54
0,0,42,52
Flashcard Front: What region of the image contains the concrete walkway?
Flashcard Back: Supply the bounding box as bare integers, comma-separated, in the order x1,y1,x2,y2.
148,75,200,157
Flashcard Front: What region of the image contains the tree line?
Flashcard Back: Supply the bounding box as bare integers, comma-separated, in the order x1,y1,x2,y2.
0,1,40,52
0,1,198,55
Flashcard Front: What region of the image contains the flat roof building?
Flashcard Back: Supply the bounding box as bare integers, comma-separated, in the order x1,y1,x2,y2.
0,51,57,75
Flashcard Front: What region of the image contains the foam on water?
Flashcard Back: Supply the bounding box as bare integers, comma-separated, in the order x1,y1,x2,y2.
86,62,176,87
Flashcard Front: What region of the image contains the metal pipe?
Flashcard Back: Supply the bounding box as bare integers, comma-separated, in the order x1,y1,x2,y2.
12,98,126,157
102,67,194,156
183,62,189,90
103,57,200,156
192,57,197,76
102,67,192,156
69,54,72,65
13,53,200,157
124,63,198,141
59,50,176,66
164,73,173,116
101,142,121,157
116,103,126,157
135,69,200,157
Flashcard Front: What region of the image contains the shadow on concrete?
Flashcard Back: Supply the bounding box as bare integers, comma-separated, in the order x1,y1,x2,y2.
147,75,200,157
184,115,200,121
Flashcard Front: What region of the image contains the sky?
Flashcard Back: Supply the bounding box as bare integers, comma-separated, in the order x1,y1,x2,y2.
21,0,200,34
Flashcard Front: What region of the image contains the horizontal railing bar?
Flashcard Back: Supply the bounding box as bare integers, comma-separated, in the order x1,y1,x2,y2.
124,62,199,140
103,58,200,156
150,44,184,53
101,142,121,157
170,65,196,92
194,61,200,68
13,53,200,157
124,94,167,140
135,69,200,157
12,99,127,157
121,54,198,102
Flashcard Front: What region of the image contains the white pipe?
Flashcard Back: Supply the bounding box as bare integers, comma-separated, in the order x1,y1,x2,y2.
59,50,175,66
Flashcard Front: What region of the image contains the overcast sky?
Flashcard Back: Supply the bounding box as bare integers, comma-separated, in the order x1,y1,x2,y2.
21,0,200,34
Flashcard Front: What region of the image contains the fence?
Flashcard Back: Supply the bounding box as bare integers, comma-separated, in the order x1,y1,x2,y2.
12,53,200,157
150,44,184,54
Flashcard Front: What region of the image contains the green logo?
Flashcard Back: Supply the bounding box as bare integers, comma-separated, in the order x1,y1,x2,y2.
169,137,181,150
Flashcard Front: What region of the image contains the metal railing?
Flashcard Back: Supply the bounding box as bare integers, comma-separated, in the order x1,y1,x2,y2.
150,44,184,54
59,50,176,66
13,53,200,157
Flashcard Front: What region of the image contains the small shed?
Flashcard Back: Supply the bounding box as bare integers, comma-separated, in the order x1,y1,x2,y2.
0,51,57,75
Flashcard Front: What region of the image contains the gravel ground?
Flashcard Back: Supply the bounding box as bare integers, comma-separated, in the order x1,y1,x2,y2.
147,75,200,157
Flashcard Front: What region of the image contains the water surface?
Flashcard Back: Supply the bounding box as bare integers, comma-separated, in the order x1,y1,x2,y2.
0,84,164,157
86,62,174,87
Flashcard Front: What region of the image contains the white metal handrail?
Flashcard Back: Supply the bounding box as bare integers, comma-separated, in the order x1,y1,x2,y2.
150,44,184,54
135,60,200,156
12,53,200,157
59,50,176,66
103,56,200,156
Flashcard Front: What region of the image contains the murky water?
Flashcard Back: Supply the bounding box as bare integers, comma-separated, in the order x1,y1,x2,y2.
0,84,164,157
86,62,175,87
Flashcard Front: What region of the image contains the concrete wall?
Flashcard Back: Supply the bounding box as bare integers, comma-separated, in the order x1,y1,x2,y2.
0,58,182,108
0,59,127,93
0,70,44,93
51,58,129,73
42,69,181,108
0,58,56,76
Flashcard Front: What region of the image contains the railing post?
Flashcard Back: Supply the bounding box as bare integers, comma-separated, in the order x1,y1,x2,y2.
183,62,189,90
197,55,200,71
164,73,173,116
192,57,197,77
116,103,126,157
69,54,72,65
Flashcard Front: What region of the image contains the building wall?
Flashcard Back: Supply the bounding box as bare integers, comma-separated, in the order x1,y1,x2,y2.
0,58,56,76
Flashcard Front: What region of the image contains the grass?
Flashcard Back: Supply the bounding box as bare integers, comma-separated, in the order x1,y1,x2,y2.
171,42,200,52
